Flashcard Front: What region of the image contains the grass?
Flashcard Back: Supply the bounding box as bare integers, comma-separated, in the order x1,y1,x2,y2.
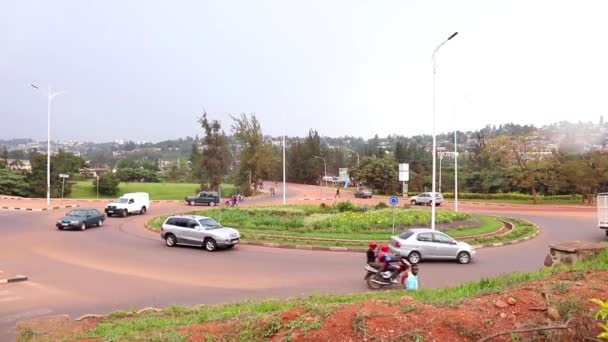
61,249,608,341
466,218,538,245
458,198,583,205
69,181,236,200
146,204,514,247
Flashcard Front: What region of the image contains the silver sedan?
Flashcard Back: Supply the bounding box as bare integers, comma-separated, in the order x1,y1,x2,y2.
389,228,476,264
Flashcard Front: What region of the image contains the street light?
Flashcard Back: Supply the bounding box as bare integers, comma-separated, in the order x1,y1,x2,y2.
454,132,459,212
282,133,286,205
431,32,458,230
314,156,327,197
438,153,443,193
31,84,65,207
344,147,360,191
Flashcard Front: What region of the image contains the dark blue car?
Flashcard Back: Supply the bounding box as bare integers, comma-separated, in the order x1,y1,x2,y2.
56,209,105,231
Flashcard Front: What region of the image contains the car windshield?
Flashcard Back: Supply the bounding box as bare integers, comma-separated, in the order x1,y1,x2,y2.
116,198,129,203
198,218,222,229
68,210,87,216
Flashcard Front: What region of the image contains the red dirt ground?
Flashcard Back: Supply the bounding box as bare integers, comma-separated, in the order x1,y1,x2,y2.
177,270,608,341
17,270,608,341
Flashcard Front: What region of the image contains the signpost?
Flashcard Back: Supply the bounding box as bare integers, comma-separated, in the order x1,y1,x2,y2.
398,164,409,198
96,176,100,199
59,174,69,202
389,196,399,235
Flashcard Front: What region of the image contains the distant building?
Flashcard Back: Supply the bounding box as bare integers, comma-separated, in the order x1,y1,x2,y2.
7,159,31,171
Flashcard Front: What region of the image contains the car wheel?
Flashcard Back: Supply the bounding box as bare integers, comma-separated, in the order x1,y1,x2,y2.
209,201,215,207
188,200,193,206
121,210,128,218
457,252,471,264
165,234,177,247
407,251,421,264
97,220,103,227
411,200,417,205
140,206,147,215
80,223,87,231
204,238,217,252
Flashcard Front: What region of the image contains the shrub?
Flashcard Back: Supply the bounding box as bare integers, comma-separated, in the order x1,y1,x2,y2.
590,298,608,339
95,173,120,196
375,202,388,209
334,201,357,212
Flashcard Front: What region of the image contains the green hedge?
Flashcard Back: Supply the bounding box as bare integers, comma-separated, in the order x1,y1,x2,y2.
438,192,582,201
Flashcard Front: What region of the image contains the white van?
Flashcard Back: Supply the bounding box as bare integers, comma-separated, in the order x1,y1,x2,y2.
105,192,150,217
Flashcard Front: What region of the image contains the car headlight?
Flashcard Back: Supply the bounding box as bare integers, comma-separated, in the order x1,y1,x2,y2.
70,220,79,224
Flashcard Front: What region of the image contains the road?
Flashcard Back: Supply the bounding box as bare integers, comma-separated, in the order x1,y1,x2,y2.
0,184,605,340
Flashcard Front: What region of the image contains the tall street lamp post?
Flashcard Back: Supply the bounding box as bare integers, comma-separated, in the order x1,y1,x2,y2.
431,32,458,230
314,156,327,197
345,148,360,191
31,84,65,207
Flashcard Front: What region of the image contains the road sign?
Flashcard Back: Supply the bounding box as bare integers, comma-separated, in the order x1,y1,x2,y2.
59,173,69,178
398,163,409,182
389,196,399,206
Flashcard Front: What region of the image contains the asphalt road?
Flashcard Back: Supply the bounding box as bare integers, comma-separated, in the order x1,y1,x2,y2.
0,184,605,340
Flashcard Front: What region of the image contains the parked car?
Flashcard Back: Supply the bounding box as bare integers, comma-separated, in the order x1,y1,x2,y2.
160,215,240,251
56,208,105,231
410,192,444,206
389,228,476,264
185,191,220,206
105,192,150,217
354,189,373,199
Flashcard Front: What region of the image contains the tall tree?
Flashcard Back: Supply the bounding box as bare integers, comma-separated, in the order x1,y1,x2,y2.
351,157,399,194
198,113,229,191
0,147,8,169
231,113,275,194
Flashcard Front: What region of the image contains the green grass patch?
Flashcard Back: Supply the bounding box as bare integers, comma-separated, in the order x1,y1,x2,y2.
69,181,236,200
68,249,608,341
446,215,503,238
467,218,537,245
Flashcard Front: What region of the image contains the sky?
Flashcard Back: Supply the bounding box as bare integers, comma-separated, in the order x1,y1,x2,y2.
1,0,607,142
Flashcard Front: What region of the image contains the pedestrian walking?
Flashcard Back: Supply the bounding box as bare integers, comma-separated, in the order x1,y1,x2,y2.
335,188,340,199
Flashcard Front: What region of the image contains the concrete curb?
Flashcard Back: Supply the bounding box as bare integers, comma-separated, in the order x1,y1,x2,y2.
0,205,79,211
0,275,28,284
472,223,540,249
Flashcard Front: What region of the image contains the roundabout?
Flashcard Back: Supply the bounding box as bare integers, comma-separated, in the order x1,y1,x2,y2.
0,182,605,340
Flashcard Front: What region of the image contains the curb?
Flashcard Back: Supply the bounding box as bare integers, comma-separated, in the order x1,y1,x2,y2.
0,275,28,284
472,223,540,249
0,205,79,211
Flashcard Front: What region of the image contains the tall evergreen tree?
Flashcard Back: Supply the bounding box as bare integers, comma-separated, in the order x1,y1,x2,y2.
198,113,229,191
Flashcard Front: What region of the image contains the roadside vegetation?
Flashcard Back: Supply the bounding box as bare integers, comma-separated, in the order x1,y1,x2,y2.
21,249,608,341
147,202,534,247
69,181,237,200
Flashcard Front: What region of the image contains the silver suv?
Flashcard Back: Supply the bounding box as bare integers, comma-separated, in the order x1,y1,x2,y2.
410,192,444,206
160,215,240,251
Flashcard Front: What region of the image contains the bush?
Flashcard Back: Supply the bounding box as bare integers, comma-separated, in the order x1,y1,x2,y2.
334,201,357,212
440,192,582,201
375,202,388,209
96,173,120,196
590,298,608,339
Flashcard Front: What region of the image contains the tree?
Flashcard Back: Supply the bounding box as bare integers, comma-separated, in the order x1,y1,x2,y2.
0,147,8,169
95,172,120,196
198,112,229,191
485,134,553,204
231,113,275,194
27,149,84,198
351,157,399,194
0,169,30,196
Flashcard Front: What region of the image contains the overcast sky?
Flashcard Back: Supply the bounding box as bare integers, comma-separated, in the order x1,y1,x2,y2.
1,0,607,142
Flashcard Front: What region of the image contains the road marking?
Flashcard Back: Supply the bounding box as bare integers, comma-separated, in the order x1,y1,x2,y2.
0,296,23,303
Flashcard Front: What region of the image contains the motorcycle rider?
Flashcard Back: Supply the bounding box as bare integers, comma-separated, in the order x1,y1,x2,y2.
377,244,400,283
366,242,380,269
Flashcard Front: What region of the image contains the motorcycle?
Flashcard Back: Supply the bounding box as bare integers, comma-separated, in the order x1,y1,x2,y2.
364,259,409,290
224,198,238,207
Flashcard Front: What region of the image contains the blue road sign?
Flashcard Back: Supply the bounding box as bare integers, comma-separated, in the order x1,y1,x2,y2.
389,196,399,206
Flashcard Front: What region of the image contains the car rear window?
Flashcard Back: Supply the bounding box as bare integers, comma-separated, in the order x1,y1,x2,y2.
399,231,414,240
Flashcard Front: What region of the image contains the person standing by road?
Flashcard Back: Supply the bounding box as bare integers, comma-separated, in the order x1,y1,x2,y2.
270,186,275,197
335,188,340,199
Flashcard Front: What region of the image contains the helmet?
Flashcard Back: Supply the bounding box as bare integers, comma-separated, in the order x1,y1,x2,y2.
380,244,389,253
369,241,378,249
